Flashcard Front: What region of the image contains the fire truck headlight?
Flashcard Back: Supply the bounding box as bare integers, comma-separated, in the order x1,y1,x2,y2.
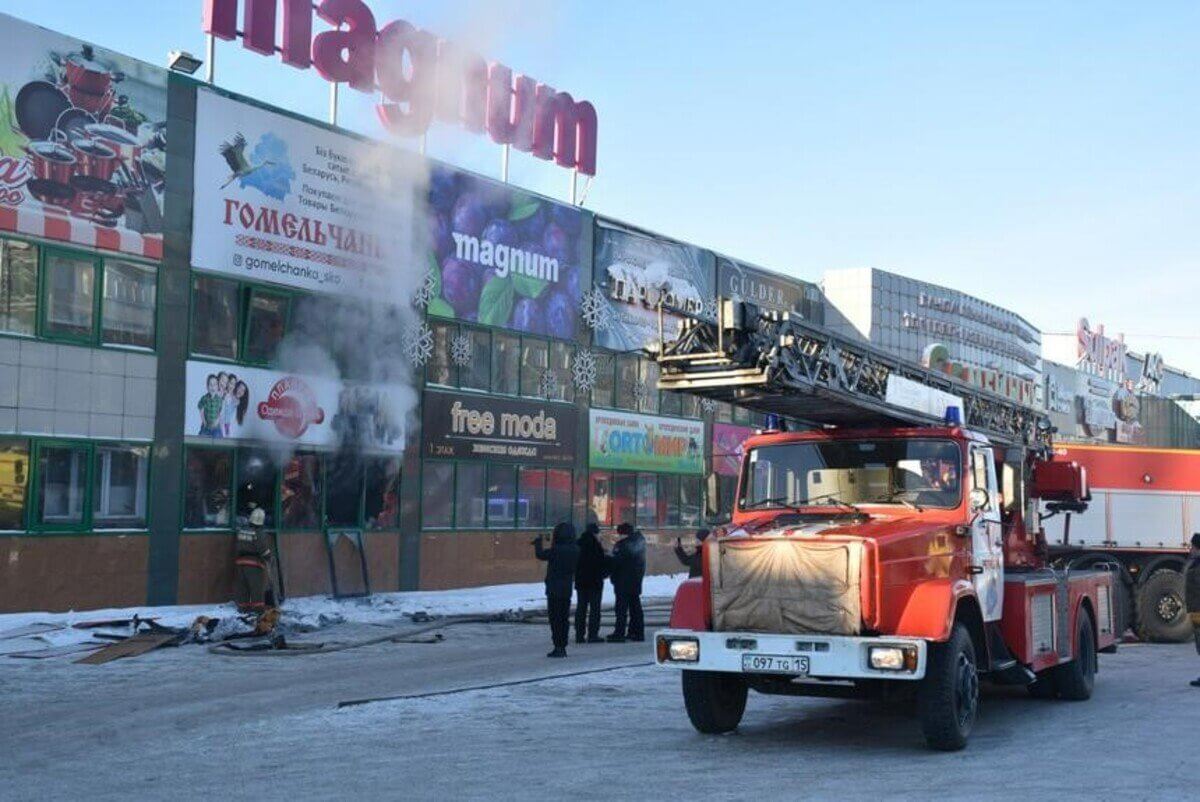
869,645,917,672
658,636,700,663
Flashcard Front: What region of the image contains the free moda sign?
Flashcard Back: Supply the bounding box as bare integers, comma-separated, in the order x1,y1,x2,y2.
588,409,704,475
422,390,576,465
185,360,406,452
0,13,167,259
593,224,714,352
426,165,587,339
712,423,756,477
191,88,418,296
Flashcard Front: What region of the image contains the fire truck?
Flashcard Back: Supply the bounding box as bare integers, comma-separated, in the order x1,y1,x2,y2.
1043,442,1199,643
649,301,1117,751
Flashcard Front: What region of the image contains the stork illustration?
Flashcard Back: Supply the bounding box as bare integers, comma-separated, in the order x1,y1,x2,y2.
219,133,272,188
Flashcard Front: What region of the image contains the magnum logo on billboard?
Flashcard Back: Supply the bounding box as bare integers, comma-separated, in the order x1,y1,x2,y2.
423,390,576,465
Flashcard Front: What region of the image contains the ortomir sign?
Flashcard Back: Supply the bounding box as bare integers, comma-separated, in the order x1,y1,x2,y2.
202,0,598,175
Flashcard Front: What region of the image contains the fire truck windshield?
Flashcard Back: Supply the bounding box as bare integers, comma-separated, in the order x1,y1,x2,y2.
739,438,963,511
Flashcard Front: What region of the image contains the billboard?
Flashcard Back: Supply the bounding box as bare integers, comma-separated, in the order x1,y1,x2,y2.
191,88,419,296
0,13,167,259
588,409,704,475
422,390,576,465
712,422,756,477
185,359,407,452
425,164,587,339
717,257,823,323
593,224,713,351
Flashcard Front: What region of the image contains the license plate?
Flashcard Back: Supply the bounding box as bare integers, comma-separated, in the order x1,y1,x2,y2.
741,654,810,675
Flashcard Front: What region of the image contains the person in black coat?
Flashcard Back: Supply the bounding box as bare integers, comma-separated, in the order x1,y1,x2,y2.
606,522,647,643
574,523,608,644
534,521,580,658
1186,532,1200,687
674,528,710,578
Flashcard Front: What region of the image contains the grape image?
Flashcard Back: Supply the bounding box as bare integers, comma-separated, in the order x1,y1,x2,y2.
452,192,488,237
482,219,520,249
430,212,453,259
548,204,583,237
429,169,459,213
542,223,571,263
441,258,481,317
543,290,577,339
512,297,543,334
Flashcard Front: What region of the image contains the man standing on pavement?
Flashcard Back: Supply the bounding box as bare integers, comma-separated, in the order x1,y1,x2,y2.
1186,532,1200,688
533,522,580,658
607,522,646,643
574,522,607,644
674,528,710,578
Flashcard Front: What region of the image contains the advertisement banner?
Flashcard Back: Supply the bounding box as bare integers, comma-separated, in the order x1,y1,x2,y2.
185,360,407,452
0,13,167,259
589,409,704,475
191,88,418,296
593,225,713,351
712,423,756,477
422,390,576,465
717,258,823,323
425,165,588,339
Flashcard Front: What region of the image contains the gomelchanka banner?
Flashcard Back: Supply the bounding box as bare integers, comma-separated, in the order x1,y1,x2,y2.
191,88,419,296
422,389,576,465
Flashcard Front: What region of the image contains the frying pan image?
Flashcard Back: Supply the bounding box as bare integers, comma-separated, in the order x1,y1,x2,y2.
14,81,70,141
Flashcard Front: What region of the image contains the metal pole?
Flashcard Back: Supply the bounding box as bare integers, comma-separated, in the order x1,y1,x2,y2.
205,34,215,83
500,144,510,183
329,82,339,126
568,168,577,205
419,134,427,156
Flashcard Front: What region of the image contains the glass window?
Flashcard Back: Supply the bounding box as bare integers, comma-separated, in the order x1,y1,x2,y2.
636,473,657,528
455,463,487,529
518,467,546,528
0,439,30,530
0,238,38,335
426,321,455,387
459,328,491,391
184,447,232,529
733,405,752,425
615,354,639,410
244,289,288,363
36,444,88,525
237,448,278,527
101,260,156,348
326,452,363,527
591,352,615,408
639,360,660,414
588,470,612,527
546,469,572,527
487,463,518,528
713,474,737,524
660,389,682,417
549,341,573,402
421,462,453,528
521,338,548,397
43,252,96,339
681,393,702,419
281,452,321,529
93,445,149,528
680,476,702,528
364,457,401,530
717,402,733,423
612,472,636,530
492,333,520,395
191,275,239,359
658,474,680,527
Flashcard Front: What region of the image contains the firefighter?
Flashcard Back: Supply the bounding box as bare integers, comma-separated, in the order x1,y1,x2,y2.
533,522,580,658
674,528,710,578
234,505,277,623
1187,532,1200,688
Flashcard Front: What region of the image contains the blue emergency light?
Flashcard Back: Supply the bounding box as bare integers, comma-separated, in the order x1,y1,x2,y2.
944,405,962,425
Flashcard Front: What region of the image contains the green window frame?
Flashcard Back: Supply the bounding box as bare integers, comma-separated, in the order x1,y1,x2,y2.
27,438,152,533
240,285,292,366
187,272,300,366
182,444,236,531
0,438,32,531
420,459,572,530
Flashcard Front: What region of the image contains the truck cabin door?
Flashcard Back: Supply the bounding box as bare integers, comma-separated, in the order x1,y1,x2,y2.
969,445,1004,622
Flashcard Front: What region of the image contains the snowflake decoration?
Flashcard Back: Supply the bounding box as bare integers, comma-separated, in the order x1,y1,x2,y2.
701,297,719,321
572,349,599,393
412,268,438,309
449,332,473,367
404,322,434,367
580,287,612,331
537,368,559,399
699,397,718,417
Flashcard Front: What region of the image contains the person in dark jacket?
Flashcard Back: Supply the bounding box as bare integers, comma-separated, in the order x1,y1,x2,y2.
606,522,647,643
534,522,580,658
574,523,608,644
1186,532,1200,687
674,528,710,578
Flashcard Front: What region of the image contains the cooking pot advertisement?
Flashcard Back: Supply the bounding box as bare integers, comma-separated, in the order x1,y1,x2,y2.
0,12,167,257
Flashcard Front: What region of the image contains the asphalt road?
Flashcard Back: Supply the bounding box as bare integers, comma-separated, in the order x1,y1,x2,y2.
1,620,1196,801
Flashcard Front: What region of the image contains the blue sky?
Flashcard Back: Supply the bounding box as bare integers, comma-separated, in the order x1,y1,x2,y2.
4,1,1197,374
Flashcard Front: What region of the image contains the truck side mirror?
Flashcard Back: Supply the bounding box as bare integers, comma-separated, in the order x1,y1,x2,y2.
705,473,723,521
969,487,989,511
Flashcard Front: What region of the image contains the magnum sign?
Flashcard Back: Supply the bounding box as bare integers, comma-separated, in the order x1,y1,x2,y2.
422,391,576,465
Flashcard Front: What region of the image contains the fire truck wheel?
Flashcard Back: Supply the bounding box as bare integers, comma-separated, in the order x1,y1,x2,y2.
1054,609,1096,701
917,622,978,751
1134,568,1191,643
681,670,748,734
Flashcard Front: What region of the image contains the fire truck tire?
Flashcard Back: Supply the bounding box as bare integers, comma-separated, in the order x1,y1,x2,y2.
917,623,978,751
1134,569,1191,643
1054,610,1096,701
681,670,748,734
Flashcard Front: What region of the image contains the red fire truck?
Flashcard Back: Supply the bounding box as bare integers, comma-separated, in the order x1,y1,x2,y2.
1044,442,1199,642
649,302,1118,751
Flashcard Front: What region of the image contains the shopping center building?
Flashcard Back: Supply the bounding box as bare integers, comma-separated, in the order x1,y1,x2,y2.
0,13,1196,612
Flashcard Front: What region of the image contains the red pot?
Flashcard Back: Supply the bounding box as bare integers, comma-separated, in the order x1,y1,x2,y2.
69,136,119,182
64,54,112,95
67,85,114,118
24,140,76,184
84,122,141,161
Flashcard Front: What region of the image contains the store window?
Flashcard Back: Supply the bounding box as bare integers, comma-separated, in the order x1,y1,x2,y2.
325,452,363,527
636,473,657,527
42,252,96,340
658,474,681,527
488,463,518,528
612,472,636,528
93,445,149,528
35,443,88,526
281,452,321,529
517,467,547,528
243,288,289,364
459,328,491,391
548,341,573,403
364,457,401,529
591,352,615,409
638,360,660,414
237,449,278,527
680,476,702,528
660,388,683,417
101,260,156,348
421,462,453,528
0,440,30,530
680,393,702,419
191,275,239,360
546,468,572,527
493,333,520,395
455,463,486,529
588,470,612,526
521,338,548,397
615,354,639,411
426,321,455,387
0,238,38,335
184,447,232,529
